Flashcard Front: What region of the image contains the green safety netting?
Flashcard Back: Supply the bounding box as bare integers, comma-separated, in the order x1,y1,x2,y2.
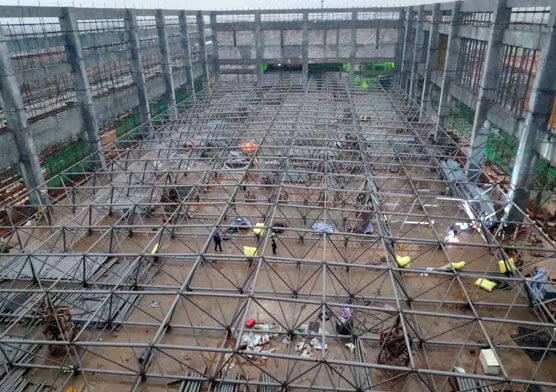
531,156,556,207
486,128,518,175
309,63,343,73
115,111,142,147
352,76,380,90
430,86,441,111
361,61,395,72
447,98,474,139
150,98,168,119
175,86,188,103
44,140,92,188
261,63,268,73
194,78,204,94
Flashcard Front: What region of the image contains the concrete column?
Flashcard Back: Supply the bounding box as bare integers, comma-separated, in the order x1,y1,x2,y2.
400,6,414,93
60,7,106,171
503,9,556,224
0,24,45,205
280,30,284,60
178,11,195,101
209,12,220,86
434,1,462,139
409,6,425,101
156,10,177,119
196,11,210,92
466,0,511,181
350,11,357,80
126,9,153,137
302,11,309,79
255,11,263,82
420,4,440,118
394,8,406,88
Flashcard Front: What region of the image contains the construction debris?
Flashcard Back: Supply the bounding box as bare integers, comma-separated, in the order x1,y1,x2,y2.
40,301,76,357
377,318,409,367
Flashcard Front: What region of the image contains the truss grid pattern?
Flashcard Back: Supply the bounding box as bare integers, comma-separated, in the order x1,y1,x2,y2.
0,73,554,392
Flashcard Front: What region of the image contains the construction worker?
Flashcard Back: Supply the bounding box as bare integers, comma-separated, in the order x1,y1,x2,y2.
271,233,277,255
213,229,223,252
444,224,459,243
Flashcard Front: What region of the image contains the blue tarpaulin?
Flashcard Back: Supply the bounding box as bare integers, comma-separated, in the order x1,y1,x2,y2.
310,222,335,234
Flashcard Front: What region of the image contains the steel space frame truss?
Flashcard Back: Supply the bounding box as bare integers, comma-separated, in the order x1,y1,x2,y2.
0,73,554,392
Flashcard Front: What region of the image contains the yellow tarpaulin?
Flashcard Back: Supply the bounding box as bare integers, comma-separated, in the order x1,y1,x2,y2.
151,242,159,254
253,222,265,236
243,246,257,257
498,258,515,274
475,278,496,292
396,255,411,268
450,261,466,270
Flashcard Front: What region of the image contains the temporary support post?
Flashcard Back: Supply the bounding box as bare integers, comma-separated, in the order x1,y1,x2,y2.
400,6,414,93
0,23,46,205
435,1,462,140
209,12,220,86
350,11,357,80
60,7,106,171
466,0,511,181
503,8,556,224
179,11,195,101
197,11,210,92
156,9,177,119
409,6,425,101
126,9,154,137
255,11,263,82
395,8,406,88
302,11,309,80
420,4,440,118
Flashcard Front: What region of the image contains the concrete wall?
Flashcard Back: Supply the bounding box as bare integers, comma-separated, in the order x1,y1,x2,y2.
213,9,401,71
0,5,402,179
1,1,554,209
404,0,555,165
0,6,209,175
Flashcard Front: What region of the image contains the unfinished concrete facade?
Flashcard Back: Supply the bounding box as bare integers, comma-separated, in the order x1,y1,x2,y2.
0,1,554,392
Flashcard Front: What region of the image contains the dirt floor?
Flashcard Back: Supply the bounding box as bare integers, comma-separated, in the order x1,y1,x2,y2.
1,75,554,392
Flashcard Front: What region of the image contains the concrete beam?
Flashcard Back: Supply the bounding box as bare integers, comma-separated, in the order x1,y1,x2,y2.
156,10,177,119
420,4,440,118
213,19,399,31
126,9,153,137
218,57,394,66
179,11,195,101
466,0,511,182
197,11,210,92
209,12,220,86
211,6,401,15
0,23,46,205
400,6,414,92
60,7,105,171
503,8,556,224
435,1,462,139
409,6,425,101
255,11,263,82
302,11,309,79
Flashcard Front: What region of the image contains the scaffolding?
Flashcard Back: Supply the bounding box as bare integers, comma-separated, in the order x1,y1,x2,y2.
0,73,554,392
